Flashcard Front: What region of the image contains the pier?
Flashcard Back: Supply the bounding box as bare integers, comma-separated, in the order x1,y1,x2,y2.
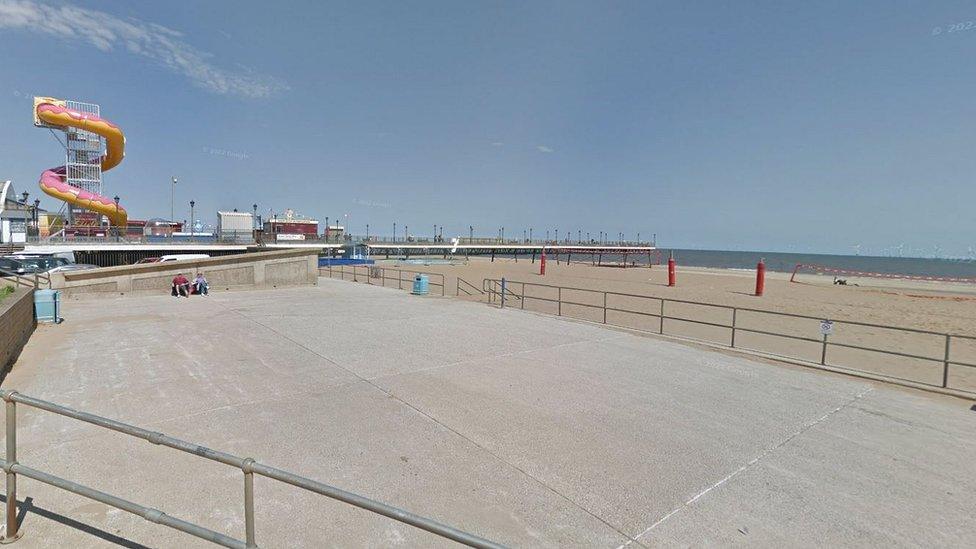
20,239,657,267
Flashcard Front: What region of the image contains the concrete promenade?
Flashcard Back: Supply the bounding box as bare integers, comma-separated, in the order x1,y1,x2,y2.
1,278,974,547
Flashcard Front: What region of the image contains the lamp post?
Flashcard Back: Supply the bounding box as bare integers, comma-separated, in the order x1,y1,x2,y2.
171,177,177,222
366,224,369,240
20,191,29,204
404,224,408,241
326,217,330,242
189,200,195,242
501,226,504,242
393,222,396,243
252,204,258,233
33,199,40,236
469,225,473,243
529,228,533,242
555,228,559,243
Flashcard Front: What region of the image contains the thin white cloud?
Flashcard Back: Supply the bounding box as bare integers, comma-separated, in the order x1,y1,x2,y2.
491,141,504,147
536,145,554,153
0,0,288,98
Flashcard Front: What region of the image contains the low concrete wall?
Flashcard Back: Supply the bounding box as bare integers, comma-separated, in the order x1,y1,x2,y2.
50,249,319,297
0,288,35,379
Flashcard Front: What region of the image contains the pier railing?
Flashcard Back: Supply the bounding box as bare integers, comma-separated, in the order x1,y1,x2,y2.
0,390,504,548
322,264,446,296
483,279,976,397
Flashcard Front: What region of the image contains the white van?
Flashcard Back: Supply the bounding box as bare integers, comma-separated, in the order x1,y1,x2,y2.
158,254,211,262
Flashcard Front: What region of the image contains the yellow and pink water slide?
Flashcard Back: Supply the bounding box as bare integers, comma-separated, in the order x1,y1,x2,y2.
33,97,128,226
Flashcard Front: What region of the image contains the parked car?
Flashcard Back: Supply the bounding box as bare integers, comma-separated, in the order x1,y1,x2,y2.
158,254,210,262
7,256,70,274
0,257,24,274
47,263,100,274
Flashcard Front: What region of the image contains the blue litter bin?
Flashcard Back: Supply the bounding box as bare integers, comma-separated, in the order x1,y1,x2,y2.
411,274,429,295
34,289,62,323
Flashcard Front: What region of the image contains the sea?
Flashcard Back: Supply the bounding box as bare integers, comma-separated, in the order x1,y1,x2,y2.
607,249,976,278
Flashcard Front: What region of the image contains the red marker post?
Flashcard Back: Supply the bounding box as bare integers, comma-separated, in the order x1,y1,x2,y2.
755,258,766,296
667,251,676,287
540,248,547,276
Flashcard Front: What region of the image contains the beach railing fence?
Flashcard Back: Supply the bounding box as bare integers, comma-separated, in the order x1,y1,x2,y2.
0,390,504,548
483,278,976,397
323,264,446,296
456,277,484,297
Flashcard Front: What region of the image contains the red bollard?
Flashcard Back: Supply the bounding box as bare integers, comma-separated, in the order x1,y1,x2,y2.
540,248,547,276
667,252,676,287
755,258,766,296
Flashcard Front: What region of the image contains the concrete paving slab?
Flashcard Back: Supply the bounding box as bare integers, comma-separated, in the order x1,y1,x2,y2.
0,278,973,547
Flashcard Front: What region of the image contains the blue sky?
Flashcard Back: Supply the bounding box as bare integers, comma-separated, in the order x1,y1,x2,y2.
1,1,975,256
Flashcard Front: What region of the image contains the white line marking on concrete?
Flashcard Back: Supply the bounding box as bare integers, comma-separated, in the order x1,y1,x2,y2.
615,386,874,549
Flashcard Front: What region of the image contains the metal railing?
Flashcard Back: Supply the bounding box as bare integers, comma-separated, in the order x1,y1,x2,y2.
0,390,503,548
456,277,484,297
323,264,446,296
0,269,50,290
483,279,976,396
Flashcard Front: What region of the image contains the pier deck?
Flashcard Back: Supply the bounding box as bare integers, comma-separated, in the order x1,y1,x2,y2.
2,278,973,547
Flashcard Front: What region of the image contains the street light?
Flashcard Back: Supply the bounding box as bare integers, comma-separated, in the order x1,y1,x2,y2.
252,204,258,232
326,216,330,242
366,223,369,240
189,200,195,242
20,191,29,204
469,225,473,243
393,222,396,242
171,177,177,221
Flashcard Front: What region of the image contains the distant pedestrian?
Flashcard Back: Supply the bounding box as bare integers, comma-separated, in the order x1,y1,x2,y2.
172,273,190,297
194,272,209,296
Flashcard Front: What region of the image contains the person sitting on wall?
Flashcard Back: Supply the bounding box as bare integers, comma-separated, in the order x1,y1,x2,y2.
171,273,191,297
193,272,209,296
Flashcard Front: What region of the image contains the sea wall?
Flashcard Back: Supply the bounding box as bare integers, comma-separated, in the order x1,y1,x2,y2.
0,288,36,379
49,249,319,298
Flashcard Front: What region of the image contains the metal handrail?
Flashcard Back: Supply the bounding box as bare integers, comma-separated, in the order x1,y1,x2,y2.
483,278,976,395
456,277,483,297
0,390,504,548
324,264,446,296
0,268,50,290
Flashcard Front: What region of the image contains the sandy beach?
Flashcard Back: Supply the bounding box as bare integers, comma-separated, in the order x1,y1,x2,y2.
335,257,976,395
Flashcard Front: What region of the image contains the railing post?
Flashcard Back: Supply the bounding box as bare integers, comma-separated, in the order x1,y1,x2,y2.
820,333,828,365
942,335,951,388
603,292,607,324
731,308,737,348
659,299,665,334
500,278,506,309
2,394,21,543
242,459,257,548
557,287,562,316
521,283,525,310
